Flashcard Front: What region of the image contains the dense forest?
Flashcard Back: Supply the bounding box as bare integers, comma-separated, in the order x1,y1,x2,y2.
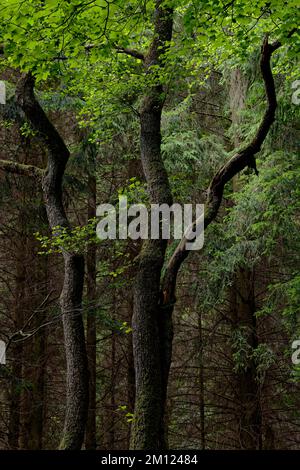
0,0,299,454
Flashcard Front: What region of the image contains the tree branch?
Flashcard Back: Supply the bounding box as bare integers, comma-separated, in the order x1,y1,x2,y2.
15,73,89,450
115,46,145,61
162,36,281,304
85,43,145,61
0,158,44,178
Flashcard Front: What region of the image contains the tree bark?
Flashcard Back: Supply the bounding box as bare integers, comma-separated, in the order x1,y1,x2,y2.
15,74,89,450
130,0,173,450
233,268,262,449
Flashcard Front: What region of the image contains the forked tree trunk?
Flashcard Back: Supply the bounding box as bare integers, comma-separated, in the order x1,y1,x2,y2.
131,12,280,454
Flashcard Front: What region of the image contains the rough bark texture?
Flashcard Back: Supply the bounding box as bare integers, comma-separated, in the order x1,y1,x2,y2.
15,73,89,450
130,0,173,450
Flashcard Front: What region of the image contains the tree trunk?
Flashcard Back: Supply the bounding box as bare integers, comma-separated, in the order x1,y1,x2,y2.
130,0,173,450
58,252,88,449
234,267,262,450
16,74,89,450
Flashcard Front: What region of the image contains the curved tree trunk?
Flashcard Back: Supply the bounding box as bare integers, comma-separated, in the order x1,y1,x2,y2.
15,74,89,450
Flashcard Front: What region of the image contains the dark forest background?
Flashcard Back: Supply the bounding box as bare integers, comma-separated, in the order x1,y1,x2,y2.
0,0,299,450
